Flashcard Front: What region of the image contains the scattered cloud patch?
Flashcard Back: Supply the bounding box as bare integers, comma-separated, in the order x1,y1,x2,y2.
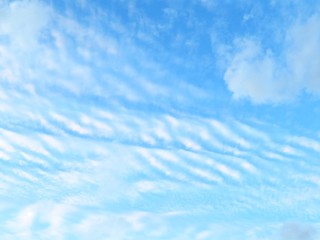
224,14,320,103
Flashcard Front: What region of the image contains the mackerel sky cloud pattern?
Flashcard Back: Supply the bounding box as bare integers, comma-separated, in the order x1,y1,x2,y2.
0,0,320,239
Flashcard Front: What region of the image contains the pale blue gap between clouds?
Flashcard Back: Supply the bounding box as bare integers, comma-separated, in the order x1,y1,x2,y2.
0,0,320,239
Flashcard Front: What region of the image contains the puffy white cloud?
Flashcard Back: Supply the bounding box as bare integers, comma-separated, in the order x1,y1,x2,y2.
0,0,50,50
224,14,320,103
224,38,290,103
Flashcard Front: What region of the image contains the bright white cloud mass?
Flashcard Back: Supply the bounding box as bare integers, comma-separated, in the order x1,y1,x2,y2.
0,0,320,239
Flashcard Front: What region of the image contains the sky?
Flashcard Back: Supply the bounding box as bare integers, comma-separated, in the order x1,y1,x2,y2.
0,0,320,239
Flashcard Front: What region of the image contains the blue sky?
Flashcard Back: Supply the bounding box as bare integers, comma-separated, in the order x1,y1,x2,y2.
0,0,320,239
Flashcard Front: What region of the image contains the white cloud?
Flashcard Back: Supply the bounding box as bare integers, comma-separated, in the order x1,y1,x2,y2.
39,134,65,153
80,114,113,136
196,230,213,240
73,211,171,240
0,0,50,50
185,164,223,183
224,38,290,103
281,145,302,156
153,122,172,142
280,222,318,240
238,160,257,174
134,180,158,193
1,2,320,238
156,150,180,163
287,136,320,152
198,0,217,10
262,151,288,161
208,119,251,148
286,15,320,93
0,129,49,156
20,152,48,167
180,137,202,151
13,169,38,182
234,121,270,142
50,112,91,135
0,138,15,152
0,151,10,160
6,204,36,239
213,161,241,180
224,14,320,103
138,149,173,176
6,201,74,239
